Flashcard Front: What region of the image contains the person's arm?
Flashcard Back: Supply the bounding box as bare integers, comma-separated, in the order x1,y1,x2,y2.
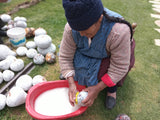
59,23,76,79
59,23,77,106
103,23,131,85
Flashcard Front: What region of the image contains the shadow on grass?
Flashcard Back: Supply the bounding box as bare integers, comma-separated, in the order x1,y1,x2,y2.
67,76,135,120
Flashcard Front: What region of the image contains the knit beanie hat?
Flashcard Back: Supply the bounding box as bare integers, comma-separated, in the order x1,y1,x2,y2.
63,0,104,31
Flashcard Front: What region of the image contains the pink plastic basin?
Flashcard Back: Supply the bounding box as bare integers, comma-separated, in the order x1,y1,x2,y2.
26,80,88,120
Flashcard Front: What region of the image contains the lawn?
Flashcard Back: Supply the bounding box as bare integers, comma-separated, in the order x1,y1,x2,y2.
0,0,160,120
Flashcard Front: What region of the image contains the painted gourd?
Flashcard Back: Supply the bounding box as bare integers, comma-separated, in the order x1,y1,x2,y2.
45,52,56,63
25,28,35,38
33,54,45,65
76,91,88,106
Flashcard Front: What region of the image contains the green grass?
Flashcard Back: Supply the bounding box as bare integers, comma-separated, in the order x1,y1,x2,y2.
0,0,160,120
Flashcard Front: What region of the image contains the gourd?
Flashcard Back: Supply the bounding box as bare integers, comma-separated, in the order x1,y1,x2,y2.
0,45,16,61
3,70,15,82
5,55,17,65
25,27,35,38
0,94,6,110
37,43,56,56
14,16,27,28
34,28,47,36
15,21,27,28
32,75,46,86
0,55,16,70
16,46,28,56
26,41,36,49
33,54,45,65
16,75,33,91
14,16,27,22
10,59,24,72
75,91,88,106
26,48,37,58
34,35,52,49
45,52,56,63
0,14,11,23
0,59,10,70
0,72,3,84
6,86,27,107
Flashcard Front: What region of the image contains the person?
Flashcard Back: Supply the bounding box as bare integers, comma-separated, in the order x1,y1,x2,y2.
0,15,8,44
59,0,135,109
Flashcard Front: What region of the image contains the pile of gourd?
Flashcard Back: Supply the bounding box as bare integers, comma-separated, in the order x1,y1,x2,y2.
0,14,57,110
17,27,56,64
1,14,57,64
1,14,27,30
0,45,47,110
0,74,47,110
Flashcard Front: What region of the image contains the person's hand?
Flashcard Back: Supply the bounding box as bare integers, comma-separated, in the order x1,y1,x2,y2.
68,82,77,106
81,85,100,106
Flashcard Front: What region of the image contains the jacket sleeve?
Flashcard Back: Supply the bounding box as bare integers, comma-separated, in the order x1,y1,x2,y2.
59,23,76,79
101,23,131,86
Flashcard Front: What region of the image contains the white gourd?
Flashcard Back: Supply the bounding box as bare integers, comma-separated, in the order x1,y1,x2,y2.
6,86,27,107
2,70,15,82
15,21,27,28
26,41,36,49
16,46,28,56
10,59,24,72
0,14,11,23
0,59,10,70
34,35,52,49
16,75,33,91
6,55,17,64
26,48,37,58
0,72,3,84
14,16,20,22
0,94,6,110
33,54,45,65
14,16,27,22
19,17,27,22
37,43,56,56
32,75,46,86
0,45,16,61
34,28,47,36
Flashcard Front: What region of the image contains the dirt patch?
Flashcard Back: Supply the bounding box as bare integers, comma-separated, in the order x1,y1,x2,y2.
7,0,43,15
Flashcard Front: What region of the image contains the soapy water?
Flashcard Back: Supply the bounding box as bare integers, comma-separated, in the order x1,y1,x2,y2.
34,87,81,116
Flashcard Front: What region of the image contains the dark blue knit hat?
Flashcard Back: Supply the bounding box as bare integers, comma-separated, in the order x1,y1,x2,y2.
63,0,104,31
